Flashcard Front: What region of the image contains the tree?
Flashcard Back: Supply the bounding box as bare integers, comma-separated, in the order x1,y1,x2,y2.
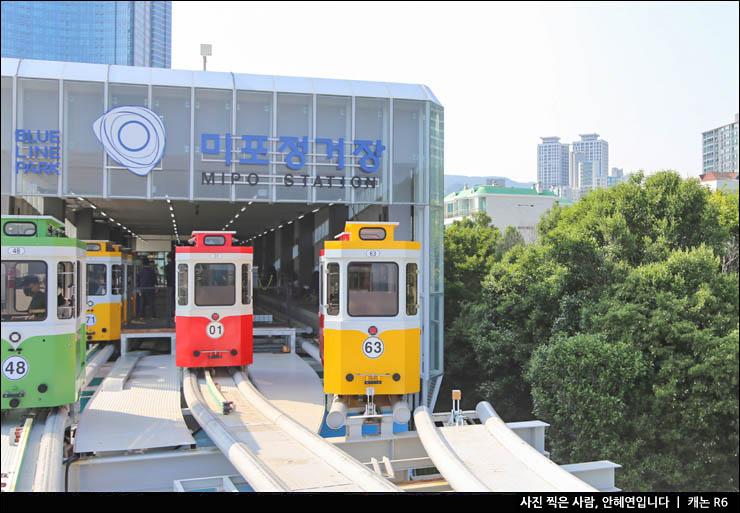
497,225,526,255
441,171,739,490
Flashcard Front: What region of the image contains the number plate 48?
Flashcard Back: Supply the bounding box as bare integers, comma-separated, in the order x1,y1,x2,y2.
3,356,29,381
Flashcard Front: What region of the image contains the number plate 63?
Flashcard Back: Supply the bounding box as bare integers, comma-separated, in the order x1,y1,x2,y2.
362,337,384,359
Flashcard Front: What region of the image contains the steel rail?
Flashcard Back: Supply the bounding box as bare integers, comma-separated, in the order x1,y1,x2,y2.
412,405,490,492
32,406,68,492
475,401,596,492
84,343,115,388
231,367,401,492
181,367,288,492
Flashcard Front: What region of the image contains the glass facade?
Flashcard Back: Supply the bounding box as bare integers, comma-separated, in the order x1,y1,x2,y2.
1,1,171,68
1,57,445,402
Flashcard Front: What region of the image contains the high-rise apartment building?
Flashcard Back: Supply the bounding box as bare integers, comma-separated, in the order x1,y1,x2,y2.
571,133,608,194
1,1,172,68
702,114,739,174
569,151,586,189
608,167,626,187
537,137,570,188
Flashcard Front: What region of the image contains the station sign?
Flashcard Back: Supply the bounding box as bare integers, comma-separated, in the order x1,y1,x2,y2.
199,134,383,189
87,106,384,190
15,130,61,175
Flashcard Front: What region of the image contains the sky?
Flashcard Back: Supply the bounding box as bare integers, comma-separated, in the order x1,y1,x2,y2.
172,1,740,183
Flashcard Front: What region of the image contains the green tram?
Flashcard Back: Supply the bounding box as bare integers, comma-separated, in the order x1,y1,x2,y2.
1,216,87,410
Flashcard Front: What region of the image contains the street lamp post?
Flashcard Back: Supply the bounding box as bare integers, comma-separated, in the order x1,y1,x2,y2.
200,44,212,71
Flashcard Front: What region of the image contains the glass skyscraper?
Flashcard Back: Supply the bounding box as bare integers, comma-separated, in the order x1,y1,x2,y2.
1,1,171,68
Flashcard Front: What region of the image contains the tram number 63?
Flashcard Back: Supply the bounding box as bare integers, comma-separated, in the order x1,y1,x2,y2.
2,356,29,381
206,321,224,339
362,337,384,359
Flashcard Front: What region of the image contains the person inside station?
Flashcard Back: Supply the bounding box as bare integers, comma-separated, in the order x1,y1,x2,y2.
21,275,46,319
138,256,158,319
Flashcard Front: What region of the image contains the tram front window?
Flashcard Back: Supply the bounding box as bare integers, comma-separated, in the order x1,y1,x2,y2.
347,262,398,317
194,263,235,306
1,261,48,321
87,264,106,296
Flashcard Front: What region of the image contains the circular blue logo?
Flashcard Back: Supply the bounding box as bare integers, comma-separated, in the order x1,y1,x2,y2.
93,106,166,177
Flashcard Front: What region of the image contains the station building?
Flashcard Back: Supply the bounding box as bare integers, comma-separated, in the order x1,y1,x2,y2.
0,58,445,407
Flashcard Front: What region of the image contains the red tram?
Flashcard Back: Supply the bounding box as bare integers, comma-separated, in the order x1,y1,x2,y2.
175,231,253,368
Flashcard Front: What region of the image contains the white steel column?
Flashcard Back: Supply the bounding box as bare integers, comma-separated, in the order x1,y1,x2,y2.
189,86,194,201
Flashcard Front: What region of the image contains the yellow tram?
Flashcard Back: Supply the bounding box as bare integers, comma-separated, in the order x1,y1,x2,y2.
319,222,421,401
84,240,123,344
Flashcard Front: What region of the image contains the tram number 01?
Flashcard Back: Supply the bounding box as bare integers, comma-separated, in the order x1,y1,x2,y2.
2,356,29,381
206,321,224,339
362,337,384,359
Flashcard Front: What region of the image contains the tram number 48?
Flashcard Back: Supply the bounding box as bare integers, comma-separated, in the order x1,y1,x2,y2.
2,356,29,381
206,321,224,339
362,337,384,359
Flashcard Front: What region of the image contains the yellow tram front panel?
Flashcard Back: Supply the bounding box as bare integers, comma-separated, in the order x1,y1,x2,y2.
85,301,122,343
323,327,420,395
321,222,422,397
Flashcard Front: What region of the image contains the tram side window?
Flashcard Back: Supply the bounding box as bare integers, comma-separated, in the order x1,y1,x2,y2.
347,262,398,317
406,263,418,316
194,263,235,306
111,265,122,295
1,261,48,322
177,264,188,306
326,263,340,316
57,261,76,319
87,264,106,296
241,264,251,305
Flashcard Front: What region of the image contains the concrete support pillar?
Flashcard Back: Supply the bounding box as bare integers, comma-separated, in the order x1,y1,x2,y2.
1,195,14,216
42,197,65,223
73,208,95,240
263,231,275,287
92,222,111,241
280,223,294,287
298,212,315,290
109,227,125,245
328,204,348,239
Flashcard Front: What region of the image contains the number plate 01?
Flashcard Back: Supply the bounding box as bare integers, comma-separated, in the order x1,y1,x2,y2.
206,321,224,339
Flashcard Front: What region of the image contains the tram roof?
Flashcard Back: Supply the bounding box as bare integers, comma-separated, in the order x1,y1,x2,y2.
3,214,64,227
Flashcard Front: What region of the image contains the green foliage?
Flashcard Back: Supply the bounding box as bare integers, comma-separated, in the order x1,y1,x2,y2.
439,212,502,410
497,226,526,255
442,171,740,491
